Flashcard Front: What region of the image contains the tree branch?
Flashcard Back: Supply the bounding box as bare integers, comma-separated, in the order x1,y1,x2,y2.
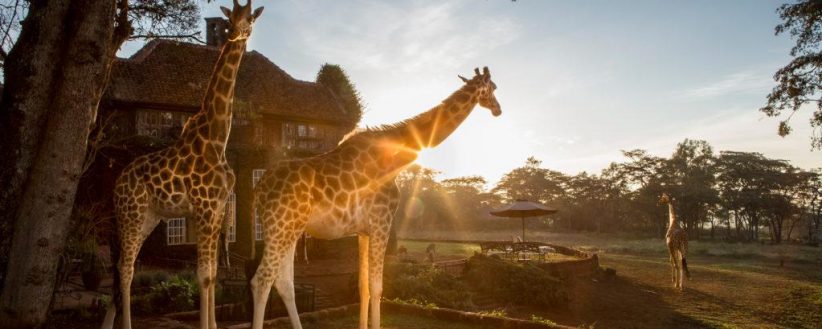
130,32,205,44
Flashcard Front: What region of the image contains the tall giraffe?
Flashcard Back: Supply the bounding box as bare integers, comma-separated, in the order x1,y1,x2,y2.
250,67,501,329
101,2,263,329
659,193,690,291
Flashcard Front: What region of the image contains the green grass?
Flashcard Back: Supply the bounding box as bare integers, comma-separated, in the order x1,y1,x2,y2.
400,230,822,264
398,240,480,258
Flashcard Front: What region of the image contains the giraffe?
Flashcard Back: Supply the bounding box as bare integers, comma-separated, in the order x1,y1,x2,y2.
101,2,263,329
659,193,691,291
249,67,501,329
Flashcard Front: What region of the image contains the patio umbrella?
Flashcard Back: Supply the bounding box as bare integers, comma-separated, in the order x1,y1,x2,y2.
489,199,557,242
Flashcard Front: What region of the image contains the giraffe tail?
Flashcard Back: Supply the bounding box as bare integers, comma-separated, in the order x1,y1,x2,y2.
681,239,690,279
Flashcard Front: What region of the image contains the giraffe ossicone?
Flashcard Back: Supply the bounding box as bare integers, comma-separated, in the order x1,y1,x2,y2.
101,2,263,329
249,67,501,329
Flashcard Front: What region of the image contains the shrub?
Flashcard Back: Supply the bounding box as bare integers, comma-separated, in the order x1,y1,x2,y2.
134,270,171,291
383,262,474,309
463,254,568,308
132,272,199,315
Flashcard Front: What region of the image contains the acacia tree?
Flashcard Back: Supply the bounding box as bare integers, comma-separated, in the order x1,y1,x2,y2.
762,0,822,147
0,1,203,326
666,139,719,239
492,156,565,204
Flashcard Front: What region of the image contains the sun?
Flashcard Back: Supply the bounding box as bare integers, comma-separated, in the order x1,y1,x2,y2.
414,147,438,168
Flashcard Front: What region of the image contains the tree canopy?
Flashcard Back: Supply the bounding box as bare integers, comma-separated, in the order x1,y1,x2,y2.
762,0,822,148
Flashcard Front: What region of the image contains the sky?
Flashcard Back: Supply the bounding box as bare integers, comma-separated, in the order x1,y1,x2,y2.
122,0,818,185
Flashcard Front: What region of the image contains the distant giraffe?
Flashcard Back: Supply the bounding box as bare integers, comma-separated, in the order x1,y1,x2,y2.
659,193,690,291
250,67,501,329
101,2,263,329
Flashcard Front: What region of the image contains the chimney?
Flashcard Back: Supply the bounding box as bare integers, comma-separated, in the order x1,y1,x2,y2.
205,17,229,47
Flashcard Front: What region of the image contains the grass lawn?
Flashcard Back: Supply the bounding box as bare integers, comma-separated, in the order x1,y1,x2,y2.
399,230,822,328
398,240,480,258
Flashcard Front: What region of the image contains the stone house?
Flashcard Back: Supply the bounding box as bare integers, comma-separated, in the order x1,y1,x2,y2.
95,18,360,262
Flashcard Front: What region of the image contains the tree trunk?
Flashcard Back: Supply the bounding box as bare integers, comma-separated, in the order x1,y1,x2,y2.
0,0,73,293
0,1,120,326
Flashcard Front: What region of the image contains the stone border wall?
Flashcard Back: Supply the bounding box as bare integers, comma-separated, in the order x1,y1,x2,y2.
405,238,600,278
224,301,575,329
538,243,599,279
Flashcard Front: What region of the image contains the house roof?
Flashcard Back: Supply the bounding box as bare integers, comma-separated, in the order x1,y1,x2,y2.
106,39,356,125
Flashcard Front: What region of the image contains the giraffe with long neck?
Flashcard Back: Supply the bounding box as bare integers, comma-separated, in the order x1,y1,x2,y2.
659,193,690,291
249,67,501,329
102,2,263,329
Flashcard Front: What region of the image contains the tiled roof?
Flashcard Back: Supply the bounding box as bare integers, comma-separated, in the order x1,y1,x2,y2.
106,39,356,125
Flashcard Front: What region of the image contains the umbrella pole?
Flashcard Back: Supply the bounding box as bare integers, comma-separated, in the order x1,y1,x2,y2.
522,217,526,242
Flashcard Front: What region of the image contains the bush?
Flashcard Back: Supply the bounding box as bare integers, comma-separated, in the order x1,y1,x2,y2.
132,272,199,315
463,254,568,308
382,262,474,310
134,270,171,291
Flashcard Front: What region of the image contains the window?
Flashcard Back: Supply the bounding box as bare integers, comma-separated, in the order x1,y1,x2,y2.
282,122,326,151
166,218,186,245
252,169,266,241
225,193,236,243
136,110,190,138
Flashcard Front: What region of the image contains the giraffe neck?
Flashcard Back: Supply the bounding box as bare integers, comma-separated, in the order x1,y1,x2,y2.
399,83,480,151
668,203,679,229
185,39,248,149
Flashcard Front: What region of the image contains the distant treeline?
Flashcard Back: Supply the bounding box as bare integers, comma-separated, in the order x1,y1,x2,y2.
393,139,822,245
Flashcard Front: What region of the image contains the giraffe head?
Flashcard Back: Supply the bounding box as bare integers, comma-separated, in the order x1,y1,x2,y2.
459,66,501,117
220,0,264,42
658,193,673,205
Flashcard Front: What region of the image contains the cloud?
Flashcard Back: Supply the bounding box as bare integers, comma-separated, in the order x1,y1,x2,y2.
683,71,774,99
287,0,522,73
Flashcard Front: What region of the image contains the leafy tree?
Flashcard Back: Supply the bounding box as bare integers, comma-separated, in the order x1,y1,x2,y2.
441,175,490,225
316,64,364,129
492,156,565,204
716,151,797,242
761,0,822,148
666,139,719,239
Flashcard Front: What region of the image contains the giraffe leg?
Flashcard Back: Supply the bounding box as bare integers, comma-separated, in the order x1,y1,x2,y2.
196,223,220,329
358,234,370,329
368,229,389,329
118,245,139,329
107,197,159,329
209,255,218,329
674,250,682,291
668,246,677,286
273,244,302,329
250,271,274,329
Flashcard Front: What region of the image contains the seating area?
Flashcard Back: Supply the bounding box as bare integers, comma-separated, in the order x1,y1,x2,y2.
478,241,557,262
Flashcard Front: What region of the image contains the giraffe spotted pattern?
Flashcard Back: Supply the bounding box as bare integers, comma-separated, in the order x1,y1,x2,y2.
659,193,691,292
102,2,264,329
250,67,502,329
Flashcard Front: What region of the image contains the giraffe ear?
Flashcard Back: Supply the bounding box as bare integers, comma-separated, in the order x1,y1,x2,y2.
253,6,264,19
221,6,232,18
458,75,469,83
